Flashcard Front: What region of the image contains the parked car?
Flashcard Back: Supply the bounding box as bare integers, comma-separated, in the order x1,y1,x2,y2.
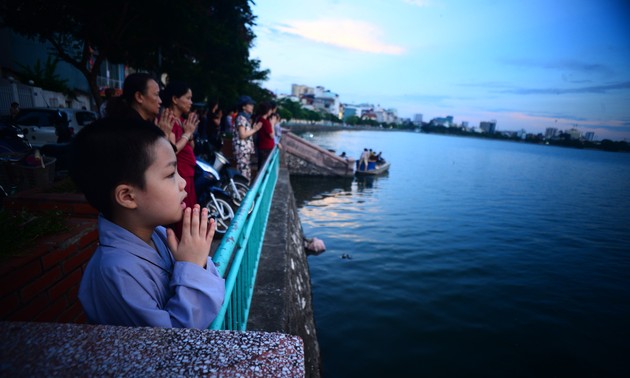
11,107,98,147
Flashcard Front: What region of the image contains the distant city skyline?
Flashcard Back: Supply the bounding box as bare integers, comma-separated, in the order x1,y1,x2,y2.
251,0,630,141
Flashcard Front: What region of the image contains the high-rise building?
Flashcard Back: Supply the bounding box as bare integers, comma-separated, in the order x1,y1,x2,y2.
479,120,497,134
545,127,558,139
413,114,423,125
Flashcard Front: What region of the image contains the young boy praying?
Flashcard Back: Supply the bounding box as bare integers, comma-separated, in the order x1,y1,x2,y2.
69,118,225,328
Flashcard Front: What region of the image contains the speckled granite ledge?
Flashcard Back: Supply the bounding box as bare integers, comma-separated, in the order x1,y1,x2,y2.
0,321,304,377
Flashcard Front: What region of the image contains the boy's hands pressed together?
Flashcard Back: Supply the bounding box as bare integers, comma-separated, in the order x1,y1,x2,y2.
167,204,215,267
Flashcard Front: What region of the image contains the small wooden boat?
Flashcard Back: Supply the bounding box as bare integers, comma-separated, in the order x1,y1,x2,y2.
355,160,390,176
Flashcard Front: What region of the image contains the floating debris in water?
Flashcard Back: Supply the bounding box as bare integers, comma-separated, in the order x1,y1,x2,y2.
304,236,326,256
341,254,352,260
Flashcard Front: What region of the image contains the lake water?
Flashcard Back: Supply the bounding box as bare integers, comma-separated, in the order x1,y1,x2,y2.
289,130,630,378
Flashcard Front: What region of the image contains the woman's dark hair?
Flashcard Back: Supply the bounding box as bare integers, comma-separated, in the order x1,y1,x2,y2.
106,73,155,119
254,101,272,119
68,117,166,220
161,80,191,108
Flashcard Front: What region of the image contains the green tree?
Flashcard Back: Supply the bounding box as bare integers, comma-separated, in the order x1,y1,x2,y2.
17,56,72,96
0,0,268,108
346,115,360,125
277,98,304,121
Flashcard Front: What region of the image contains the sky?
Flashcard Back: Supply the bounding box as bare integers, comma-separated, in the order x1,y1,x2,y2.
250,0,630,140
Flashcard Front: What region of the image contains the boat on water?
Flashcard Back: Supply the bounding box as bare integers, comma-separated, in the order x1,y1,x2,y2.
355,159,390,176
355,149,390,175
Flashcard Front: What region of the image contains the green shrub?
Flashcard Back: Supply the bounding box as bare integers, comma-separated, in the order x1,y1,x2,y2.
0,209,68,258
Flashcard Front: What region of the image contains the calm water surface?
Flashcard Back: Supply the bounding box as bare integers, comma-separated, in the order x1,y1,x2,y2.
290,131,630,378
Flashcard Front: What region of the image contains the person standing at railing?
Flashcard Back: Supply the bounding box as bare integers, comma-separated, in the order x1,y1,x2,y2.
206,101,224,155
254,101,275,170
9,102,20,122
161,81,200,239
99,87,116,118
272,113,282,145
232,95,262,182
105,73,176,136
69,118,225,328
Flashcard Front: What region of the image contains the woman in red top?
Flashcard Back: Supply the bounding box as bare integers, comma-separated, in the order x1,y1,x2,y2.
161,81,199,237
254,101,275,169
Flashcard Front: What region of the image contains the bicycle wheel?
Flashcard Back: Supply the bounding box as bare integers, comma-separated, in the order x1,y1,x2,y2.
223,180,250,207
203,194,235,237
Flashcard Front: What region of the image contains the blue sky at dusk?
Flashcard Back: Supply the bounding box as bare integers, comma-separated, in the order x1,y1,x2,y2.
250,0,630,140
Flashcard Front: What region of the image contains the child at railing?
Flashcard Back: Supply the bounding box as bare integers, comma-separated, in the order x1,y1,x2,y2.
68,118,225,328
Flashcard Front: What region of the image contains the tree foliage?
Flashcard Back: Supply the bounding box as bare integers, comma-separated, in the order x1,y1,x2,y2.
0,0,269,108
17,56,72,96
276,98,343,123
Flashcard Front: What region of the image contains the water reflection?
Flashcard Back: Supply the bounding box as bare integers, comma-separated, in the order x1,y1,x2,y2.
290,175,353,207
354,172,389,192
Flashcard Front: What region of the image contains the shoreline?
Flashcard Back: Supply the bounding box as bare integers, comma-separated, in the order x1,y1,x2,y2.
281,122,630,153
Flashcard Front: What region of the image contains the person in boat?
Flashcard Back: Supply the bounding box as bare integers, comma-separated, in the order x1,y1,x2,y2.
376,151,385,164
369,149,378,162
359,148,370,171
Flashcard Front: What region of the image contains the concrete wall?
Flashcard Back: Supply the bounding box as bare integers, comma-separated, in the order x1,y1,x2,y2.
248,166,322,377
283,131,354,177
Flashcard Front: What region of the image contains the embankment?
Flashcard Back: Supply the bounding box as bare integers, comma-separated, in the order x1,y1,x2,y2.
248,165,321,377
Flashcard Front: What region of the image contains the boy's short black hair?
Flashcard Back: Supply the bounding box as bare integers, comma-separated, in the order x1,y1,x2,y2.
69,117,166,219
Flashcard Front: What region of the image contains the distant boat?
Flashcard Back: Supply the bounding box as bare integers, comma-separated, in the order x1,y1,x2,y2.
355,159,390,176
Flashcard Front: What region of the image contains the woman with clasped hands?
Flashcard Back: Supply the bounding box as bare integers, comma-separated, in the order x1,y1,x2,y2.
233,95,262,182
161,80,200,238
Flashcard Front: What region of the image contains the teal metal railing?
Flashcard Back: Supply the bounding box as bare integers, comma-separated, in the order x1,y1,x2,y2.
209,147,279,331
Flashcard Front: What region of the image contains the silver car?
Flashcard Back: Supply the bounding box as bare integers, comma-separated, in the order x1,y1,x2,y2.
12,107,98,147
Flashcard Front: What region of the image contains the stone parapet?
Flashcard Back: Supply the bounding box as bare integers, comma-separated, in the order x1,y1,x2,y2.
0,164,318,377
283,132,354,177
0,321,304,377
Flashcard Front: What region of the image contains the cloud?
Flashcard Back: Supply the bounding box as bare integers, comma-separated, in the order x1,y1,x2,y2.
500,58,614,75
497,81,630,95
457,78,630,95
275,19,406,55
402,0,433,6
590,123,630,133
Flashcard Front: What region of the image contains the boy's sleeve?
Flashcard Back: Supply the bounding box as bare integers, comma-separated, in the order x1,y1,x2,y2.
90,260,224,329
166,259,226,328
80,220,225,329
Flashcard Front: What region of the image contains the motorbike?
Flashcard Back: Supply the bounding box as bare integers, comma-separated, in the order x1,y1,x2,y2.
194,157,235,237
0,120,32,155
1,120,33,198
211,151,251,208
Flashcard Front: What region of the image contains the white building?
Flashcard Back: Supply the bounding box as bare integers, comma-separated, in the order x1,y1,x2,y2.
291,84,314,97
567,128,581,140
292,84,341,118
413,113,423,125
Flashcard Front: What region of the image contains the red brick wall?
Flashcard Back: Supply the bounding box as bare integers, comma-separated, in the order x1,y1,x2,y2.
1,192,98,324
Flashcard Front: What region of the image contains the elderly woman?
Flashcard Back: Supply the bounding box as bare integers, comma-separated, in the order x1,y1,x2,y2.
105,73,175,135
232,95,262,182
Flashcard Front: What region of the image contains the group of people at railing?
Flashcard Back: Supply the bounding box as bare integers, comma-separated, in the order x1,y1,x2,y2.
68,72,283,331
